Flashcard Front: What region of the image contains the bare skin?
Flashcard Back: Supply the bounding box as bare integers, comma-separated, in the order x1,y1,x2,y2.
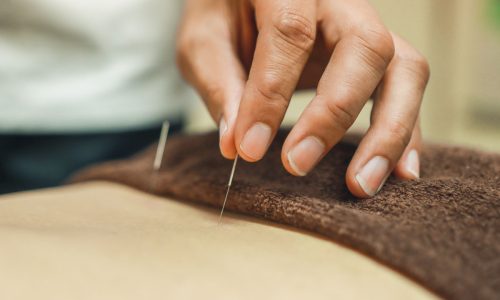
176,0,430,198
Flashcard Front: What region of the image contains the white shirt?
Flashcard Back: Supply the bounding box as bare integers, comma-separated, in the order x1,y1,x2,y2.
0,0,193,133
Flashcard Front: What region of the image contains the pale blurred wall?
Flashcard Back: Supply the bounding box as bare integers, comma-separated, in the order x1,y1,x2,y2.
372,0,500,151
187,0,500,152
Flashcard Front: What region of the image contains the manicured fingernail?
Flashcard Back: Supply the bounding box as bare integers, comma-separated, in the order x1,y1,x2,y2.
355,156,390,197
287,136,325,176
240,122,272,160
219,118,227,142
406,149,420,179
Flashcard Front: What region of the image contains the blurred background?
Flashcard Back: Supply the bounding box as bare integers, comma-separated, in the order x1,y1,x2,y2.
187,0,500,152
0,0,499,194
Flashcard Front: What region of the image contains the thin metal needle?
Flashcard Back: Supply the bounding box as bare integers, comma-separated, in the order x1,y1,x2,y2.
153,121,170,171
218,155,239,224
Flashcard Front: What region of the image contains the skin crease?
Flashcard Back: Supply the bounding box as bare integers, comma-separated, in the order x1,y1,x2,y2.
176,0,430,198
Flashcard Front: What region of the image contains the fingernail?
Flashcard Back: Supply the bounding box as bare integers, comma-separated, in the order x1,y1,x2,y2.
219,118,227,142
406,149,420,179
355,156,390,197
240,122,272,160
287,136,325,176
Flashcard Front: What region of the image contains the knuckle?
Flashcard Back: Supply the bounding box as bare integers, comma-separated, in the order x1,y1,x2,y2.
254,74,289,112
202,83,225,109
198,82,224,120
397,50,431,85
175,33,195,70
353,26,395,68
411,53,431,83
175,43,186,69
383,120,413,149
324,98,356,132
273,11,316,52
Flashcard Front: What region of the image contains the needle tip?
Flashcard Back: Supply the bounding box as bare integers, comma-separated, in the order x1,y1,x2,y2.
217,155,239,224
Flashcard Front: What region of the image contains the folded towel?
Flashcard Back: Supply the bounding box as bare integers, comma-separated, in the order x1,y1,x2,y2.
72,131,500,300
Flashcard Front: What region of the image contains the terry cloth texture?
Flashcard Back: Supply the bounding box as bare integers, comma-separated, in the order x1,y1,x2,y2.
71,131,500,300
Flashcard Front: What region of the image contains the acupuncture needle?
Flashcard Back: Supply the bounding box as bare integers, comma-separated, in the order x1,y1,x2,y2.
218,155,239,224
153,121,170,171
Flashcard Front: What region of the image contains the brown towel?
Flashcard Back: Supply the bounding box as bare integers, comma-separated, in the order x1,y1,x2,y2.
71,131,500,300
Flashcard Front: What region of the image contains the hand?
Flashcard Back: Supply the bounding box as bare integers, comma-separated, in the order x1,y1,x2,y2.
176,0,430,198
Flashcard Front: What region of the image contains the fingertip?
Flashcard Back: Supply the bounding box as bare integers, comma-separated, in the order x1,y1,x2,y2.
280,139,300,177
220,140,237,160
281,150,306,177
219,118,237,160
394,165,419,180
394,149,420,180
236,122,273,162
281,134,326,177
236,147,261,163
345,155,391,198
345,172,372,199
280,135,305,177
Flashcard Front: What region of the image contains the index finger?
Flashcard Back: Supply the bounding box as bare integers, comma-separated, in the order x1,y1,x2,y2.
234,0,317,162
